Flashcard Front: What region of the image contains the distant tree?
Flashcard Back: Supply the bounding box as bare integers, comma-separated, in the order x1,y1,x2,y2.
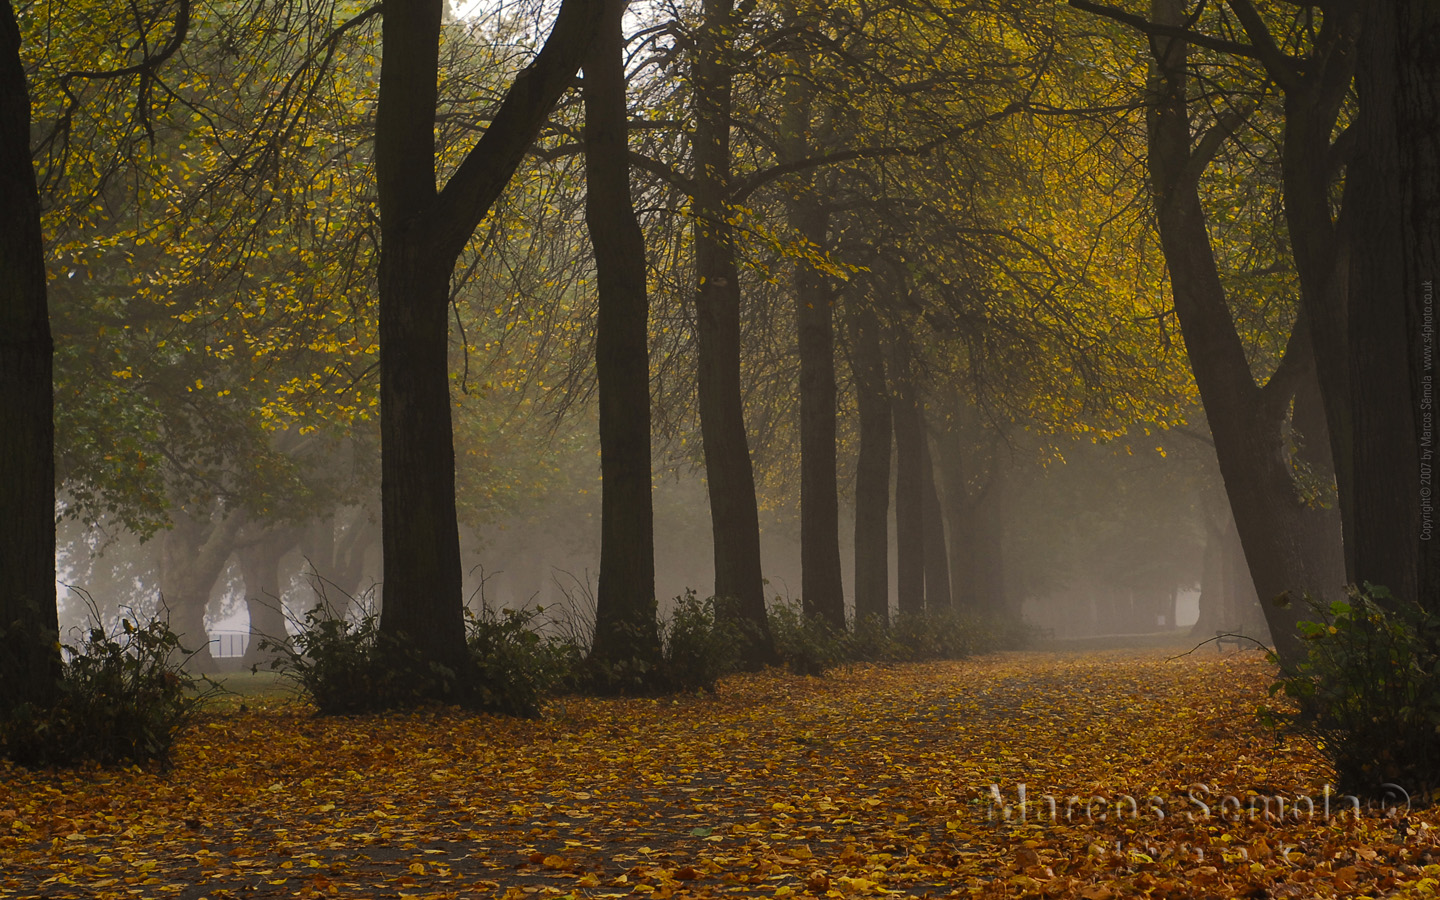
847,304,892,624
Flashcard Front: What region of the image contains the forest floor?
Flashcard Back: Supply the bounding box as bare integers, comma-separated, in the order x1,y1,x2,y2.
1,648,1434,899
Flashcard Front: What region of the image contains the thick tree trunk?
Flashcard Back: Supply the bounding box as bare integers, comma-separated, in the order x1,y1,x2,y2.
920,435,951,612
1345,0,1440,607
1146,0,1342,667
850,307,891,625
376,244,470,677
0,0,61,715
892,335,926,617
372,0,600,692
691,0,772,660
584,0,661,670
374,0,469,682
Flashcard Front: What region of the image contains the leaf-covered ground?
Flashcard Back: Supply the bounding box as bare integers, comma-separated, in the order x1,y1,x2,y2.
2,648,1435,899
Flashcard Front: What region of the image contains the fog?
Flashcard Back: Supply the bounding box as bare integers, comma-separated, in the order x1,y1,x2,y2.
52,415,1273,673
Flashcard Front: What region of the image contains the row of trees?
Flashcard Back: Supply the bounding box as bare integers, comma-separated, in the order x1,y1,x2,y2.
1071,0,1438,665
3,0,1434,717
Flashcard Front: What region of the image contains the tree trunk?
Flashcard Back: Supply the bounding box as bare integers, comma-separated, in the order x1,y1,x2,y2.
584,0,661,671
777,50,844,632
934,418,974,610
161,509,245,675
691,0,772,660
376,239,470,677
975,466,1008,615
920,434,951,613
892,335,926,617
372,0,600,692
1146,0,1342,667
1344,0,1440,607
0,0,61,715
794,201,845,629
850,307,891,625
239,531,293,667
1273,12,1359,567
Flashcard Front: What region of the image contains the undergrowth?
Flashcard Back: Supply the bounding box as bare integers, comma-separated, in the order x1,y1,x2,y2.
0,601,214,768
1264,584,1440,800
269,585,1020,715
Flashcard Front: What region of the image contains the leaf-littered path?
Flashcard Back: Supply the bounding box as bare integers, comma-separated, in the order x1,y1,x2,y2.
2,650,1435,899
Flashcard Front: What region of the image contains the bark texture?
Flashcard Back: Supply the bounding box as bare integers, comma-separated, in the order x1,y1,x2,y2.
1345,0,1440,605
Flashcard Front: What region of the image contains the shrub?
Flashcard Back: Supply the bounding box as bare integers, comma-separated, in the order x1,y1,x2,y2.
263,602,453,714
1,610,212,767
467,606,581,717
887,609,1008,660
270,601,581,717
846,614,908,662
768,600,847,676
654,591,741,692
1263,585,1440,799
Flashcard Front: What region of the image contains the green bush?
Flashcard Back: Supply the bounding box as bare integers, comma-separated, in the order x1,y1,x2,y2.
270,601,581,717
467,606,581,717
1,611,211,767
263,603,454,714
654,591,741,692
885,608,1009,661
768,600,846,675
846,614,908,662
1263,585,1440,798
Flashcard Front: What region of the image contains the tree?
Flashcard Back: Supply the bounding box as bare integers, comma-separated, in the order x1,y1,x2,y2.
778,39,845,631
848,313,892,627
0,0,61,715
891,329,927,616
372,0,600,688
1343,0,1440,606
688,0,775,659
583,0,662,674
1068,0,1343,664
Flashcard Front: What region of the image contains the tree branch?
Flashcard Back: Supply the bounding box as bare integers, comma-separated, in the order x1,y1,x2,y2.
430,0,602,261
1068,0,1261,60
1222,0,1302,89
730,101,1023,205
1180,99,1255,185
